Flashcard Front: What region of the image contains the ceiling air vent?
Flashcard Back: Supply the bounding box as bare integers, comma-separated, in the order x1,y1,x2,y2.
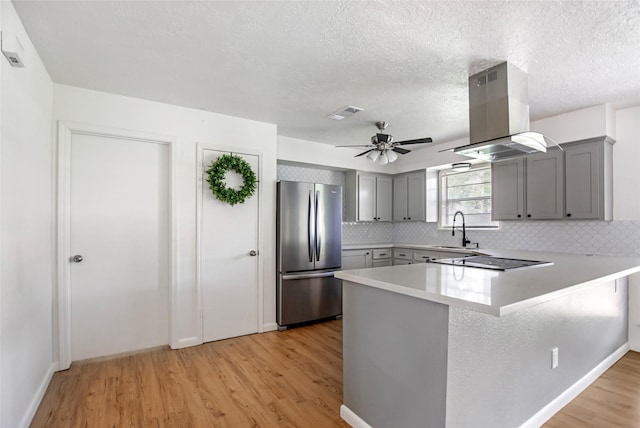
326,105,363,121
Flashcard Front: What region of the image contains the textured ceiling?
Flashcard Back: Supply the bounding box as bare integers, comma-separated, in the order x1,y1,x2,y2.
12,0,640,148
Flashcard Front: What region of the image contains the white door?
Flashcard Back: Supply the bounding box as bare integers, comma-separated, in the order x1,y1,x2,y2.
70,133,170,361
201,150,259,342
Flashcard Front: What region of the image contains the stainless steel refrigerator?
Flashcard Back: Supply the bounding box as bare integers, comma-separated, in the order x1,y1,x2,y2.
276,181,342,329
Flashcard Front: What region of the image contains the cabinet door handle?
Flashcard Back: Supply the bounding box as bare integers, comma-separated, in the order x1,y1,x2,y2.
517,214,522,218
527,214,531,218
566,213,572,217
403,217,407,220
407,217,411,220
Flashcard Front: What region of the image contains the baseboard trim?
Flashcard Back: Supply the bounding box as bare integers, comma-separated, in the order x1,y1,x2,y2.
172,336,201,349
262,322,278,332
520,342,629,428
19,362,56,428
340,404,372,428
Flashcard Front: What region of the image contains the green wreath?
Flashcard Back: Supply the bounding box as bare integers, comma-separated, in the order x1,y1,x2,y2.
206,154,257,206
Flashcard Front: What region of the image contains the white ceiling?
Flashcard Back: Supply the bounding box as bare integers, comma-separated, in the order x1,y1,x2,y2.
12,0,640,149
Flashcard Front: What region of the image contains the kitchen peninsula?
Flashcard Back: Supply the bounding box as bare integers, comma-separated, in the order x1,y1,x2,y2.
335,249,640,428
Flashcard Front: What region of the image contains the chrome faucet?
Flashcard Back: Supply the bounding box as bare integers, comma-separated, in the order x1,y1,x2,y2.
452,211,471,248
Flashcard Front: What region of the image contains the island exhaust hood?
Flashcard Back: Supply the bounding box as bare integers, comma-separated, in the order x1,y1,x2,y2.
450,62,558,162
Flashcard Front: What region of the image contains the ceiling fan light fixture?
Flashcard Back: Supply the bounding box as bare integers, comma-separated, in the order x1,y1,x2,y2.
367,150,380,162
378,151,389,165
387,150,398,163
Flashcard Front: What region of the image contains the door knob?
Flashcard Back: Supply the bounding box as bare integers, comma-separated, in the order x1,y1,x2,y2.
249,250,258,256
71,255,83,263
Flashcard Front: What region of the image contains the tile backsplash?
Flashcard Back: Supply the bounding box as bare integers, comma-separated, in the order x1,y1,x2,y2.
278,163,640,256
394,221,640,257
342,221,394,244
277,164,345,186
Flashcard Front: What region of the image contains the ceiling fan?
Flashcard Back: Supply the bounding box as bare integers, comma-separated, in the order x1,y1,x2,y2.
336,121,433,165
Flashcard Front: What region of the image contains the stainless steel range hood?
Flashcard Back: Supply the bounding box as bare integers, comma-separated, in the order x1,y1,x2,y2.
451,62,556,162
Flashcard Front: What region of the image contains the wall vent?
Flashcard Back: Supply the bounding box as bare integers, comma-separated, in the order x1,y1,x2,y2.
1,31,25,68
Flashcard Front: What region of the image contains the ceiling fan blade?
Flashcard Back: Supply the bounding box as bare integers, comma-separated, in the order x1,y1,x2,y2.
336,144,374,148
355,149,376,157
395,137,433,145
392,147,411,155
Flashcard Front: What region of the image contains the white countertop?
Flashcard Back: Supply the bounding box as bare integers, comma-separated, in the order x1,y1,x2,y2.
342,242,483,255
335,249,640,316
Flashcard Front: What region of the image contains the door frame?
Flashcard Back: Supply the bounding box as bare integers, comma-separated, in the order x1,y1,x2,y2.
195,143,264,343
55,121,177,370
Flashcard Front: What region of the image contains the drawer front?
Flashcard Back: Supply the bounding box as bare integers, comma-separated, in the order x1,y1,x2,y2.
372,249,392,259
393,249,412,260
393,259,412,265
413,250,442,263
372,259,393,267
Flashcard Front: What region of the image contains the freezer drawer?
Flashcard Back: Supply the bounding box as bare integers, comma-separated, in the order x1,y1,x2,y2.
277,272,342,327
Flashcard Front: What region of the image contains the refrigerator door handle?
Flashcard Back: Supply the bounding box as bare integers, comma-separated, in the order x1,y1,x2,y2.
315,190,321,261
308,190,314,262
282,271,335,280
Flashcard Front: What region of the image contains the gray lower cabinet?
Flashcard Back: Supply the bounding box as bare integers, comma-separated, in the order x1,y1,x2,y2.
412,249,442,263
342,249,373,270
372,259,393,267
491,137,613,221
372,248,392,267
342,247,394,269
393,248,413,265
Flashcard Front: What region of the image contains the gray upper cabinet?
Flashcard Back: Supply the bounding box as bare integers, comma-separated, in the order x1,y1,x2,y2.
492,158,525,220
393,171,427,222
345,171,393,222
357,173,376,221
491,137,614,221
564,138,613,220
526,149,564,220
393,175,408,221
375,175,393,221
407,171,427,221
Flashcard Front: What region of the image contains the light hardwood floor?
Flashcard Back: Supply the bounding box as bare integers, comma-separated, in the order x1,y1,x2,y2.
32,320,640,427
545,350,640,427
32,320,349,428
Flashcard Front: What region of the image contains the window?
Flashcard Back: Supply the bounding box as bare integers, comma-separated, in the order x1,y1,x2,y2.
439,165,499,228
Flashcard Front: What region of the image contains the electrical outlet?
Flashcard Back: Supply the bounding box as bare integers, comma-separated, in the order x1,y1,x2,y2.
551,347,559,369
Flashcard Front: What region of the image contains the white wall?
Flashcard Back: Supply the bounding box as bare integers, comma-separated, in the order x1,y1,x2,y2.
613,106,640,220
278,135,392,173
53,84,278,348
531,104,615,143
1,2,55,428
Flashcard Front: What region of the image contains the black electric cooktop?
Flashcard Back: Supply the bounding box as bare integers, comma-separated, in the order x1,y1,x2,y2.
428,255,553,271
